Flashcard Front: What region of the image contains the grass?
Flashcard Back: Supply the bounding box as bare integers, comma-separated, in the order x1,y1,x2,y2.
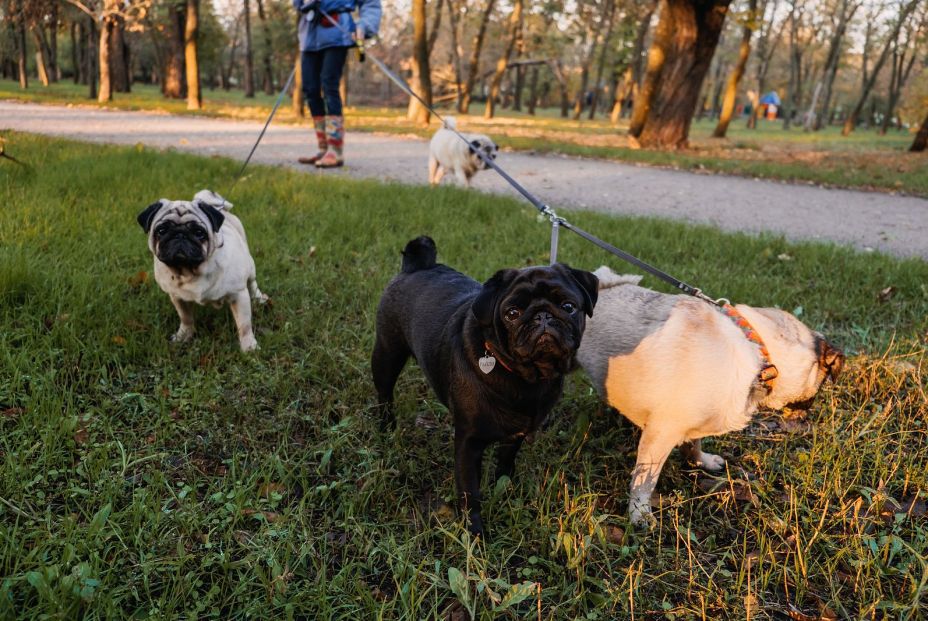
1,132,927,619
4,78,928,197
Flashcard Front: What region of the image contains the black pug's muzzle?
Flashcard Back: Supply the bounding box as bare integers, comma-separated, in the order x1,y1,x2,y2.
510,304,580,381
155,221,208,270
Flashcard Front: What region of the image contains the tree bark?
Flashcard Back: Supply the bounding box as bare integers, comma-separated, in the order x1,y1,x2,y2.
243,0,256,98
910,110,928,152
842,0,919,136
33,29,51,86
632,0,732,149
87,16,97,99
446,0,465,110
459,0,497,113
71,21,80,83
781,0,801,130
484,0,523,119
527,66,538,114
408,0,433,125
588,0,617,119
12,0,28,89
185,0,201,109
98,9,113,101
628,0,672,138
550,59,570,117
611,0,657,123
713,0,756,137
164,2,186,98
427,0,444,58
110,12,130,92
572,11,599,120
255,0,275,94
292,51,304,117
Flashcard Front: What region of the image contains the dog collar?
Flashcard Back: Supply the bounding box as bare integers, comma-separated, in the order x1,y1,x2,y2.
482,341,514,373
721,304,778,393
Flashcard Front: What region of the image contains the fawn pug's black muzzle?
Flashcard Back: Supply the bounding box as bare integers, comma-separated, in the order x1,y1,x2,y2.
155,221,209,270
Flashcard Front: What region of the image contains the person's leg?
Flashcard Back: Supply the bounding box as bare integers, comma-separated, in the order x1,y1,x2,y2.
316,46,349,167
298,50,328,164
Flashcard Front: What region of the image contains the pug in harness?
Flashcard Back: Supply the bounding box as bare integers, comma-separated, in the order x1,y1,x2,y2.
576,266,844,527
428,117,499,188
137,190,268,352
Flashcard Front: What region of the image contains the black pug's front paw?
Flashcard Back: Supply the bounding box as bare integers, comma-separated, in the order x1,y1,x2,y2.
466,510,485,539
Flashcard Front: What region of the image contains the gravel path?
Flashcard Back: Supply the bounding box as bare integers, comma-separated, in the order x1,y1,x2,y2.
3,100,926,260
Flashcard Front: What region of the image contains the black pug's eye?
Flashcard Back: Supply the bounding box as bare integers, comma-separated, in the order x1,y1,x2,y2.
504,307,522,321
561,301,577,314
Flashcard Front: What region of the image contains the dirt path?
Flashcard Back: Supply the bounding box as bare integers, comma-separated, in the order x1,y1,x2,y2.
3,101,926,260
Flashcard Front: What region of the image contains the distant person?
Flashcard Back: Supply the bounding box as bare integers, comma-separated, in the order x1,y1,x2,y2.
294,0,382,168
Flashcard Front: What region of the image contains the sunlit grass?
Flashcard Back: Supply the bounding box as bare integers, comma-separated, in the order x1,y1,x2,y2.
1,133,926,618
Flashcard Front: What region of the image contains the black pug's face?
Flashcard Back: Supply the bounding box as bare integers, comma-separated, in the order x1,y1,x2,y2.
137,199,225,271
468,138,499,170
473,264,598,382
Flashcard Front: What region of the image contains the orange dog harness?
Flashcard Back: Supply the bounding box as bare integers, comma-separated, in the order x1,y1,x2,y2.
721,304,778,393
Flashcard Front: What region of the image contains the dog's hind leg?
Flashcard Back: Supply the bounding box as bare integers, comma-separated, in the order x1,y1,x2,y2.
248,277,269,305
428,156,443,185
628,427,679,527
230,289,258,352
679,439,725,471
494,438,524,481
453,166,470,188
371,338,409,430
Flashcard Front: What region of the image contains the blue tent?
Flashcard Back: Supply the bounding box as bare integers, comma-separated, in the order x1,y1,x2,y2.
759,91,781,106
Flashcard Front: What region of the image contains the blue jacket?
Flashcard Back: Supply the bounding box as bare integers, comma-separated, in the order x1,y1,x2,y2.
293,0,382,52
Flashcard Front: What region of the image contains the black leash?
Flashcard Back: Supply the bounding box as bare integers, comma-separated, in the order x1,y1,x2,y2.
229,67,297,194
318,7,720,304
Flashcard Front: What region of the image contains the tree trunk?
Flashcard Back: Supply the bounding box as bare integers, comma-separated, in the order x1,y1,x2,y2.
427,0,444,58
408,0,432,125
910,110,928,152
98,12,112,101
460,0,497,113
842,0,919,136
223,15,241,91
612,0,657,123
572,27,597,120
628,0,672,138
185,0,201,109
527,66,538,114
484,0,523,119
164,2,186,98
447,0,465,110
12,0,28,89
588,0,617,119
880,26,918,135
33,30,51,86
713,0,755,137
243,0,256,98
632,0,732,149
256,0,275,94
87,16,97,99
71,21,80,83
110,13,130,92
48,1,59,81
814,0,859,130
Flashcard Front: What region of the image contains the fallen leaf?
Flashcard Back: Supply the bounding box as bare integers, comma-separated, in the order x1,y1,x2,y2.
241,508,280,523
605,524,624,545
308,246,317,258
111,335,127,346
128,271,149,287
878,286,896,302
2,407,25,419
258,482,286,498
74,427,90,445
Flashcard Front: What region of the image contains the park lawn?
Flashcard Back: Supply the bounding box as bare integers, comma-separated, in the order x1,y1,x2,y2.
4,78,928,197
1,133,927,619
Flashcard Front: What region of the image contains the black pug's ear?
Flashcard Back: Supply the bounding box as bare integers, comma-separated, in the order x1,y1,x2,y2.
137,199,166,233
195,201,225,232
560,264,599,317
472,269,519,327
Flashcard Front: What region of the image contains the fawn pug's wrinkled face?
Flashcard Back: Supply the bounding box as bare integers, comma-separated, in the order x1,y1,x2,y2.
139,196,225,273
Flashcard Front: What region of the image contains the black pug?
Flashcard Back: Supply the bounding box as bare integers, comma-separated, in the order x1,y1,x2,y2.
371,236,598,536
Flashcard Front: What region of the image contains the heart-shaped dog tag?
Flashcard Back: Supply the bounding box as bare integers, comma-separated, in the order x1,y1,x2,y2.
478,355,496,374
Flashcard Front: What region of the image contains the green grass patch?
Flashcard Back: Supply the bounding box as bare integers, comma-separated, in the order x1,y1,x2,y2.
1,133,927,619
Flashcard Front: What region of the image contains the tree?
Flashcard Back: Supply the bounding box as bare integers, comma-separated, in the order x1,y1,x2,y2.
242,0,255,98
879,12,924,134
185,0,201,109
812,0,861,130
98,0,120,101
910,109,928,151
611,0,658,123
842,0,920,136
163,1,186,98
255,0,274,94
446,0,465,110
484,0,523,119
746,0,781,129
11,0,29,89
459,0,496,113
630,0,733,149
408,0,432,125
714,0,758,137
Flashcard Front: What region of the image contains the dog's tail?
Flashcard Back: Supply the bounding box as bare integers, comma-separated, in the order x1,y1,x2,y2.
442,116,457,130
401,236,438,273
593,266,642,290
194,189,233,212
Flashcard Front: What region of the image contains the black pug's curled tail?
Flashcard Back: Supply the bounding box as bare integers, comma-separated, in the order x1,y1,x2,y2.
401,236,437,273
